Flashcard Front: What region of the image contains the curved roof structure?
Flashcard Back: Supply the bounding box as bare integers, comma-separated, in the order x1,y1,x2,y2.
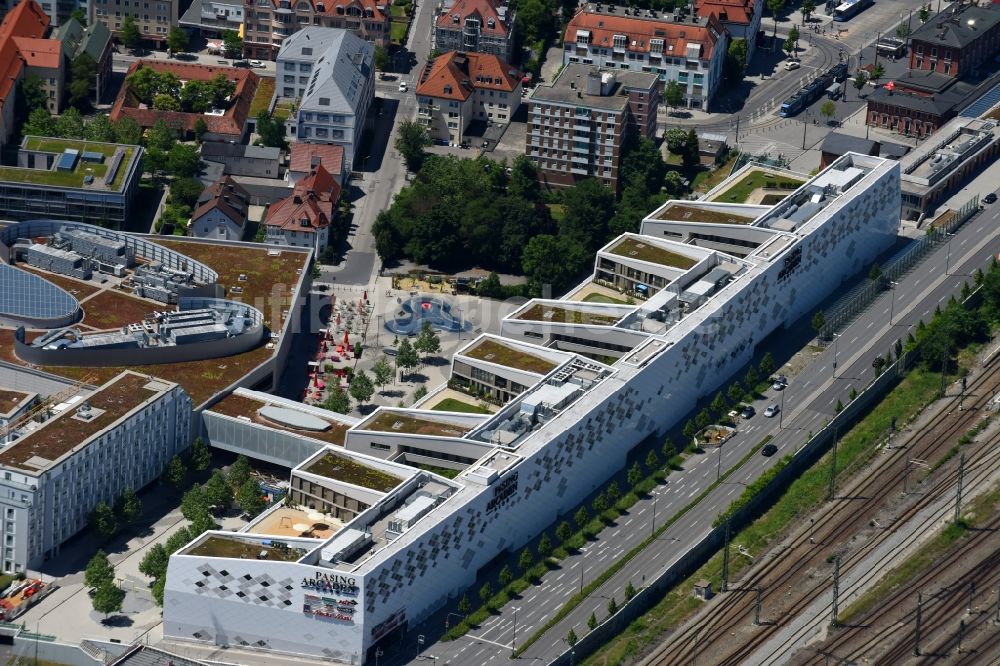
0,264,80,328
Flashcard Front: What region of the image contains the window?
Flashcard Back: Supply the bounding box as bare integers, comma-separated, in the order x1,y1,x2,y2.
284,62,296,71
315,127,328,137
318,97,330,105
370,442,391,451
613,34,627,49
650,39,663,54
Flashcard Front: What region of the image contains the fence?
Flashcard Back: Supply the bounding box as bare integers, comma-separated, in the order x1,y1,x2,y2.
818,195,980,340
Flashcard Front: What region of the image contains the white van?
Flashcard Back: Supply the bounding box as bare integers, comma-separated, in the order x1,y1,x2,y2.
826,82,842,100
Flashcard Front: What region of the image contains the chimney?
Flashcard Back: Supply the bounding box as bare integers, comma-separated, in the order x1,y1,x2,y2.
293,194,302,204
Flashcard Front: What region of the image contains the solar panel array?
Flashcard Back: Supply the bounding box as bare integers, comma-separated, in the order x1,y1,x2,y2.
0,264,80,322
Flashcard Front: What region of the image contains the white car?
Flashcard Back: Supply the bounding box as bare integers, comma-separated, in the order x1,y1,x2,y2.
398,81,408,92
784,60,801,71
764,404,780,418
248,59,265,68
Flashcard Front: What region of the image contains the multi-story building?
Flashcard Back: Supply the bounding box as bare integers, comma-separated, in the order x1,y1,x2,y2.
276,28,374,167
562,4,727,111
0,136,143,226
264,164,340,252
415,50,521,146
164,153,901,665
908,4,1000,79
288,142,346,185
55,17,113,105
696,0,762,63
179,0,244,39
201,142,282,178
243,0,390,61
433,0,516,62
526,63,659,191
0,371,191,572
18,35,63,112
90,0,178,46
190,176,251,241
0,0,50,146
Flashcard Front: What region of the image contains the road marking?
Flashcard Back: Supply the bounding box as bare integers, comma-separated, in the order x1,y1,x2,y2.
688,488,697,497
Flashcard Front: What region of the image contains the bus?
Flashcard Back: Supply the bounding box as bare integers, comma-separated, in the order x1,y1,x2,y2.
833,0,873,22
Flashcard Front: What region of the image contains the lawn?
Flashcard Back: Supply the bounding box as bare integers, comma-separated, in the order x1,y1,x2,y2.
609,237,697,270
656,203,756,225
186,536,305,562
464,338,557,374
583,292,628,304
23,137,122,155
415,463,461,479
362,412,473,437
710,169,805,203
0,166,86,188
516,304,623,326
80,289,157,329
390,21,408,44
430,397,491,414
693,153,739,193
305,451,403,491
390,3,408,18
249,77,276,118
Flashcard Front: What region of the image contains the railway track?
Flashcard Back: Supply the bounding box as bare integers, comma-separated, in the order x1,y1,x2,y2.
640,355,1000,666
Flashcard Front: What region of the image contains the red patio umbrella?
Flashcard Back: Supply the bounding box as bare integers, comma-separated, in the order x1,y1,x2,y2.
363,290,368,302
343,331,350,345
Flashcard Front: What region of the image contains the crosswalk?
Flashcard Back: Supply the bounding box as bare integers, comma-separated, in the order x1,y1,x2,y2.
734,135,807,165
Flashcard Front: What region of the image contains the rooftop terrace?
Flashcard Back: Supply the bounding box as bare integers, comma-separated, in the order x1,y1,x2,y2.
6,138,137,191
515,303,624,326
0,373,163,472
655,203,757,225
462,338,558,375
185,535,307,562
303,452,404,493
608,237,697,269
210,392,350,446
709,169,805,204
359,411,474,438
250,506,342,540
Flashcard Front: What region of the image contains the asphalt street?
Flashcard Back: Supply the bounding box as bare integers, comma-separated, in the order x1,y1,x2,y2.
384,197,1000,666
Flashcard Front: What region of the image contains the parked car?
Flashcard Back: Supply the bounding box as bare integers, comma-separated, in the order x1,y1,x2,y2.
248,59,265,68
764,404,780,418
398,81,408,92
772,375,788,390
784,60,801,71
762,443,779,457
740,405,755,419
984,193,997,204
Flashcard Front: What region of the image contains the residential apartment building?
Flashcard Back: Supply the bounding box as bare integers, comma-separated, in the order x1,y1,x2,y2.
90,0,178,46
696,0,762,63
908,4,1000,79
243,0,390,60
55,17,113,105
433,0,516,63
288,142,346,185
276,27,374,167
264,164,340,252
416,50,521,145
0,0,49,147
563,4,727,111
190,176,251,241
526,64,659,191
18,36,63,112
179,0,244,39
0,371,191,572
201,142,282,178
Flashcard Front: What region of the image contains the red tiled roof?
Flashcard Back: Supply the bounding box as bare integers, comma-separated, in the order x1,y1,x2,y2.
435,0,510,37
0,0,50,120
289,142,345,177
13,37,60,68
696,0,754,26
416,51,520,101
264,0,389,22
265,165,341,234
564,8,724,60
191,176,250,228
109,60,260,138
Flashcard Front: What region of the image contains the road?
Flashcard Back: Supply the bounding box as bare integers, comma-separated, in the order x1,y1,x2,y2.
383,194,1000,666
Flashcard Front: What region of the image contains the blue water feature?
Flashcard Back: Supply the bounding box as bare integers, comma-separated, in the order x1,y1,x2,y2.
385,297,472,336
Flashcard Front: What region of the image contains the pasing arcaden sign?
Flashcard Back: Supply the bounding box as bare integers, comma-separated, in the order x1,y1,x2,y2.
486,471,518,513
301,572,360,596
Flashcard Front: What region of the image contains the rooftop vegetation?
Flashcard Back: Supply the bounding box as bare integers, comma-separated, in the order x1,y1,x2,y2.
362,411,473,438
185,535,305,562
211,393,350,446
656,203,757,225
249,77,276,118
710,170,805,204
515,304,623,326
609,237,698,270
304,452,403,492
463,338,557,375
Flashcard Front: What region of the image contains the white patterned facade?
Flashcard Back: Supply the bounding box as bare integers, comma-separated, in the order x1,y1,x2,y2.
163,154,901,664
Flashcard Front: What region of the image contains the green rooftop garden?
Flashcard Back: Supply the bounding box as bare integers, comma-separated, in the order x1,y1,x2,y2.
710,170,805,204
186,536,305,562
430,397,492,414
23,137,125,155
463,338,558,375
609,237,698,270
656,203,757,225
0,143,134,190
362,411,474,438
515,304,623,326
249,77,276,118
304,452,403,492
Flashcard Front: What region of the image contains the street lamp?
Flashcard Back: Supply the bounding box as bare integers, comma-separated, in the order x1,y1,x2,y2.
650,495,658,537
779,386,786,429
945,232,955,275
511,607,520,654
716,439,724,481
888,280,899,325
457,306,464,341
374,648,384,666
832,332,841,377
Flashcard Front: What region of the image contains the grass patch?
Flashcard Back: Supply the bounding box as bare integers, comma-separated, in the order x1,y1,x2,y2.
430,397,491,414
710,169,804,204
249,76,276,118
414,463,461,479
390,21,408,44
583,367,944,665
390,3,408,18
609,237,697,270
547,203,566,222
582,292,628,304
24,137,122,155
693,154,739,193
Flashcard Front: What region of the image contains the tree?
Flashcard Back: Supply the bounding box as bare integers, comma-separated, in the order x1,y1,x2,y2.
683,128,700,167
374,45,390,72
165,454,187,492
626,462,643,488
507,154,541,202
695,408,712,430
21,107,55,137
745,366,760,391
724,38,749,82
115,116,144,145
666,127,688,154
783,33,796,56
820,100,836,124
181,485,211,522
222,29,243,60
90,502,118,539
537,533,552,559
116,487,143,524
518,547,533,573
588,611,598,630
645,449,660,472
625,580,637,601
414,320,441,358
323,387,352,414
120,16,141,51
562,178,615,253
895,21,911,39
869,63,885,86
522,233,590,296
868,262,882,282
86,114,117,142
193,117,209,143
811,310,826,335
189,509,218,536
767,0,785,43
236,477,266,517
84,550,114,589
555,521,572,544
499,564,513,588
835,398,843,413
92,581,125,618
710,392,727,417
801,0,815,22
574,506,589,529
227,455,252,488
607,596,618,616
349,371,375,406
170,177,205,209
146,119,176,152
167,143,201,177
151,577,166,606
759,352,777,379
918,4,930,23
457,594,472,616
256,110,287,149
204,470,235,509
190,437,212,472
165,526,193,555
592,491,608,514
55,107,87,138
607,481,621,504
396,120,432,172
395,338,420,379
167,27,189,54
19,75,48,112
567,628,578,647
139,543,169,580
479,581,493,606
683,419,697,441
372,355,395,390
70,7,87,25
663,80,684,113
728,382,744,406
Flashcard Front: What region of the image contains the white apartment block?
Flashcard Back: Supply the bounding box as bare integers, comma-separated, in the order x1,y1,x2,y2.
164,154,900,664
91,0,178,45
0,371,191,572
